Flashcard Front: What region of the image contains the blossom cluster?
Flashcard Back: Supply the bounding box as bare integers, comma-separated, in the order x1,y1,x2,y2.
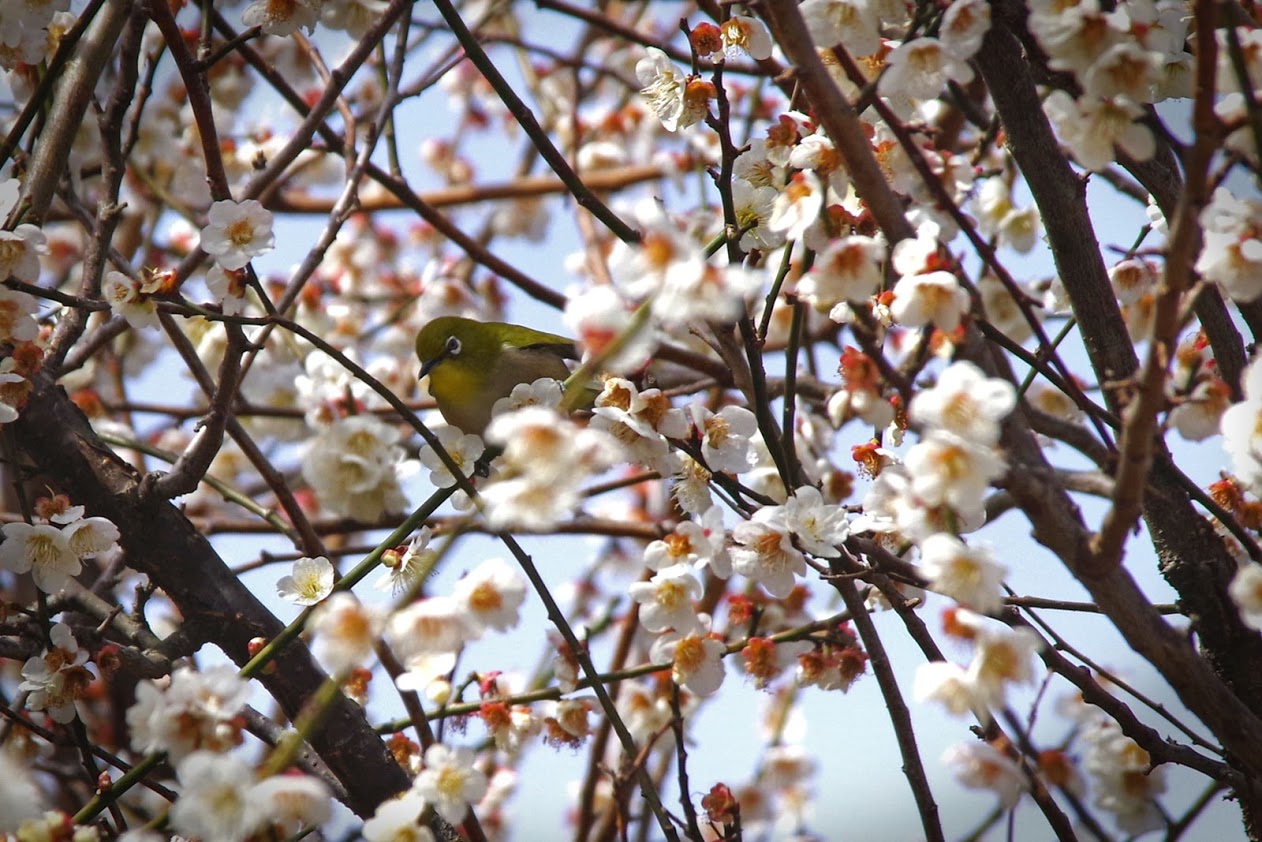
0,498,119,594
3,0,1257,836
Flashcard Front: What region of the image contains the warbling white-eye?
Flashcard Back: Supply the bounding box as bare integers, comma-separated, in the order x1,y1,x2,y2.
415,316,579,435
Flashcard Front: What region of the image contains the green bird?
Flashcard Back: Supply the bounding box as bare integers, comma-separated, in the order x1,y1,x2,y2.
415,316,580,435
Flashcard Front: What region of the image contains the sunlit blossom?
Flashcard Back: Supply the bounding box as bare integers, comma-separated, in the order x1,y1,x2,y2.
650,621,727,696
413,743,488,825
730,509,806,598
918,533,1007,615
199,199,275,270
910,360,1017,446
362,791,433,842
276,555,335,605
630,563,704,633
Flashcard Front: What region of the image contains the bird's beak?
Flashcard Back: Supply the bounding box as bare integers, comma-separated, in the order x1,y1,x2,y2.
418,352,445,381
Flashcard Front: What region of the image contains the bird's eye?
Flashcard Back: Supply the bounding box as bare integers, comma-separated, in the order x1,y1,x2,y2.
445,336,462,356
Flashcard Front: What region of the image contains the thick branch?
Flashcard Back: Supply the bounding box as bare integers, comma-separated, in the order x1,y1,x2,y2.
11,374,409,817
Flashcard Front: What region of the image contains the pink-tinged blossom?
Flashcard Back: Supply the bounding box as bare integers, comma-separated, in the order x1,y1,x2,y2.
206,265,248,315
1215,27,1262,94
650,622,727,696
482,407,619,530
1218,93,1262,165
199,199,275,271
617,682,675,744
852,460,988,543
1169,379,1232,442
630,564,704,633
0,521,81,594
1027,0,1126,76
309,592,384,674
967,620,1043,709
730,509,806,598
910,360,1017,446
787,133,850,196
656,262,764,328
918,533,1007,614
942,741,1027,809
592,377,689,472
892,221,946,276
563,283,655,375
413,744,489,825
1109,257,1158,305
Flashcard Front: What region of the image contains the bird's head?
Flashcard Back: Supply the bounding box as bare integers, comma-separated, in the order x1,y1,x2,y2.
415,316,499,381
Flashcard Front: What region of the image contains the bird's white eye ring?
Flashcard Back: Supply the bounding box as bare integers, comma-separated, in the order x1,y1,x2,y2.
446,336,462,356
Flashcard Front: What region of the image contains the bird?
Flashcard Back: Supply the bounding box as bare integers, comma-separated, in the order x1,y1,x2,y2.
415,315,580,435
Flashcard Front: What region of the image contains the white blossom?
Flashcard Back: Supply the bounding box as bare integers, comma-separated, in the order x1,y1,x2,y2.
276,555,335,606
309,592,384,674
199,199,275,270
629,564,704,633
170,752,267,842
451,557,527,633
413,744,489,825
0,522,81,593
942,741,1027,809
